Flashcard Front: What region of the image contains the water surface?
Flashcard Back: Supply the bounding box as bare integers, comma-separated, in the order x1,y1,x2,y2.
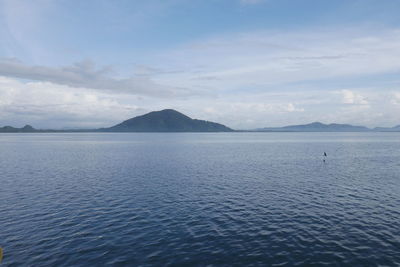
1,133,399,266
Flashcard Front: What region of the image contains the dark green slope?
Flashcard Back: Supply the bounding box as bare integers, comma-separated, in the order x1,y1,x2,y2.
104,109,233,132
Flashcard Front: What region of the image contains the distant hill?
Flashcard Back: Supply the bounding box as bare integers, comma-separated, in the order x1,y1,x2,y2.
0,125,38,133
103,109,233,132
374,125,400,132
257,122,371,132
2,115,400,133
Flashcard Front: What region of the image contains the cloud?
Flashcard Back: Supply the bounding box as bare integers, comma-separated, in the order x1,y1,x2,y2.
0,58,191,97
1,74,400,129
0,76,146,128
341,90,369,105
156,28,400,92
391,92,400,105
2,26,400,128
286,103,304,112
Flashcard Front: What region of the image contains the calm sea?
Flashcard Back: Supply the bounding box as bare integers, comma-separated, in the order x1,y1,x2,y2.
0,133,399,266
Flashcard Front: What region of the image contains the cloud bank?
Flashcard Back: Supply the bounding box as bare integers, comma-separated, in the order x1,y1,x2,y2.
0,58,190,97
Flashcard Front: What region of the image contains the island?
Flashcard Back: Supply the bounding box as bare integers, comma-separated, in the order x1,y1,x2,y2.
1,110,400,133
101,109,233,132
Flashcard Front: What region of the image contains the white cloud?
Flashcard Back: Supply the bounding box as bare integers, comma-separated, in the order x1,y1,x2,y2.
1,75,400,129
0,76,144,128
0,58,192,97
286,103,304,112
155,28,400,92
341,90,369,105
391,92,400,105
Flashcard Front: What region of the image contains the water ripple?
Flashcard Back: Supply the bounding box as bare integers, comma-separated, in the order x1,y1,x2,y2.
0,133,400,266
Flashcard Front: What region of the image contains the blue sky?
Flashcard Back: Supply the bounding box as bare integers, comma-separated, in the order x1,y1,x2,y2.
1,0,400,129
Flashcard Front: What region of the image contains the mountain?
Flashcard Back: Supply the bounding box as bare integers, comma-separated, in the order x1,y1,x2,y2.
103,109,233,132
374,125,400,132
257,122,371,132
1,115,399,133
0,125,37,133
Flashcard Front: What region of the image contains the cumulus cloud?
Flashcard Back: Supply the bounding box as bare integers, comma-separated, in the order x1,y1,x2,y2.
391,92,400,105
0,58,191,97
286,103,304,112
0,76,145,128
341,90,369,105
1,74,400,129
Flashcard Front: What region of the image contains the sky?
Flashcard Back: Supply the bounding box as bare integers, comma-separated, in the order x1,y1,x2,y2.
1,0,400,129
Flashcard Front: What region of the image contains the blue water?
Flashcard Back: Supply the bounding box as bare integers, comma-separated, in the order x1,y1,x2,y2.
1,133,400,266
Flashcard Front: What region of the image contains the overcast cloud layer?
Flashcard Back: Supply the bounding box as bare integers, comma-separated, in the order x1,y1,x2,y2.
1,0,400,129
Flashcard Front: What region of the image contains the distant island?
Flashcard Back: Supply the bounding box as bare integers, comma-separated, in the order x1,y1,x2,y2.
257,122,370,132
101,109,233,132
1,109,400,132
256,122,400,132
0,125,39,133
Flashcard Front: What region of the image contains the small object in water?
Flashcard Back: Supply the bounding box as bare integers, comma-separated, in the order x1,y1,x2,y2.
0,247,3,263
323,152,327,162
324,152,327,157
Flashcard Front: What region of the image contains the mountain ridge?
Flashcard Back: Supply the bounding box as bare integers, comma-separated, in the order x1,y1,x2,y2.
256,122,371,132
1,111,400,132
102,109,233,132
373,125,400,132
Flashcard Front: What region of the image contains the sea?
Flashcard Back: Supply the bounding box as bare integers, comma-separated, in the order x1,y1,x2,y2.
0,132,399,266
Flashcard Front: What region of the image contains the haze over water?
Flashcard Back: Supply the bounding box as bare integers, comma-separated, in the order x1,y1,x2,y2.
1,132,399,266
